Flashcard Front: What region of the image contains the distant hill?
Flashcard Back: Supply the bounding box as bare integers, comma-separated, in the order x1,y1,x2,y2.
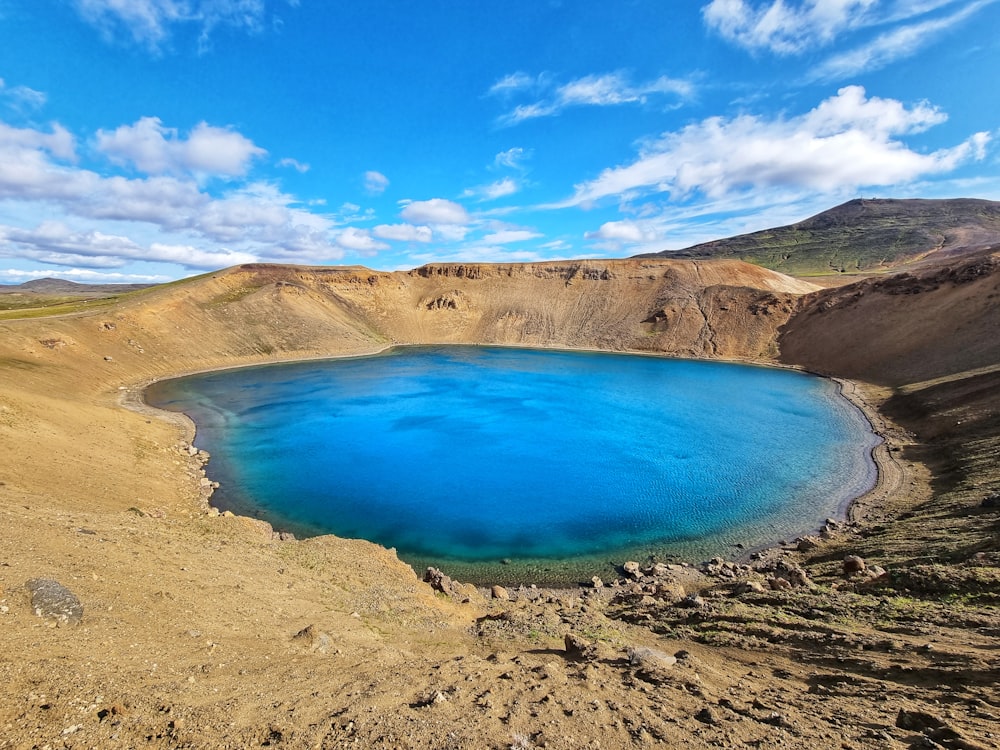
636,198,1000,276
0,277,155,295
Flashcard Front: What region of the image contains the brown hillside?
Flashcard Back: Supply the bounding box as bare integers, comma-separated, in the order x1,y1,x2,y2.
2,254,1000,749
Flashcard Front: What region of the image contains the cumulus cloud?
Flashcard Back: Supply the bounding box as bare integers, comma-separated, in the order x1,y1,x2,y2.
561,86,990,207
493,71,694,126
0,221,258,269
399,198,470,225
70,0,290,53
584,220,658,244
333,227,389,255
373,223,433,243
96,117,266,177
0,116,349,270
364,170,390,195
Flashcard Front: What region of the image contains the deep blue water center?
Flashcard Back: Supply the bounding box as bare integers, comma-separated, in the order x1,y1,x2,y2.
146,346,878,584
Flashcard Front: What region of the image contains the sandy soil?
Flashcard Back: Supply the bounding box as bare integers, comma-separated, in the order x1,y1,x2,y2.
1,256,999,749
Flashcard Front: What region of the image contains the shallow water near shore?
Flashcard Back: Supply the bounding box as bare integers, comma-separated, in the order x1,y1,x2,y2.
147,346,879,585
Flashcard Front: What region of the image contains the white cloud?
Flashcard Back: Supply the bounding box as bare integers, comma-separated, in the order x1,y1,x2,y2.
0,117,348,270
810,0,996,80
0,79,46,113
333,227,389,255
488,72,541,97
0,221,258,269
703,0,997,80
277,157,309,172
481,229,542,244
399,198,470,225
0,267,171,283
0,121,77,161
584,220,658,243
702,0,880,54
561,86,990,207
96,117,266,177
462,177,520,202
71,0,282,53
373,223,433,243
495,71,694,125
494,147,530,170
364,170,390,195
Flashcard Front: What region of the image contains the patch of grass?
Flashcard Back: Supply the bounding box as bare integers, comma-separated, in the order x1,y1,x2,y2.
0,296,120,320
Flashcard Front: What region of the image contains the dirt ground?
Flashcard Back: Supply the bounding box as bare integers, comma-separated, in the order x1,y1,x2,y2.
1,256,998,749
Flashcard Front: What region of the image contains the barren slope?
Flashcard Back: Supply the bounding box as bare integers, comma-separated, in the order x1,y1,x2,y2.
2,254,999,749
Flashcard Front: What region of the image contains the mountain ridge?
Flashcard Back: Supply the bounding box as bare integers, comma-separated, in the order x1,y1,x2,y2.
637,197,1000,276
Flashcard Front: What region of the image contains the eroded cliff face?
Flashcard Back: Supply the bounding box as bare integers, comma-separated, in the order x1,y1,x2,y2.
80,258,816,378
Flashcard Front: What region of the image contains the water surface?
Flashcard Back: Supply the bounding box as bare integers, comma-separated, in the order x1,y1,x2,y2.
147,346,878,584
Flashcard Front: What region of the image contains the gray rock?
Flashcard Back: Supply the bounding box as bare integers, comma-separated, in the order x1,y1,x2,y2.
25,579,83,626
291,624,331,654
628,646,677,672
423,567,454,595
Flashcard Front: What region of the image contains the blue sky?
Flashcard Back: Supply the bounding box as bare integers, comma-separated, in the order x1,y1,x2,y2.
0,0,998,283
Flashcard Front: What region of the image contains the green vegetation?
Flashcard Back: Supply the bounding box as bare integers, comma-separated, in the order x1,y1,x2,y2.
0,295,122,320
638,198,1000,276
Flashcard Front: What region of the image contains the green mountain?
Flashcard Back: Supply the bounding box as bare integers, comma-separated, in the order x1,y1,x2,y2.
636,198,1000,276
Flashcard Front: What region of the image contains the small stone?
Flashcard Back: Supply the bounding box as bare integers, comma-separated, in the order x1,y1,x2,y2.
622,561,642,580
590,576,604,589
25,579,83,626
564,633,599,661
843,555,867,575
796,536,821,552
490,585,509,601
628,646,677,672
695,707,718,725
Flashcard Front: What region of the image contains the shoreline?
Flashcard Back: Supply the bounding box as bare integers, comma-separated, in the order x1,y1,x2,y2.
125,343,902,586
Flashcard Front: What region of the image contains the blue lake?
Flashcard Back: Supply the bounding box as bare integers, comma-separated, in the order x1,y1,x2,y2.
146,346,879,584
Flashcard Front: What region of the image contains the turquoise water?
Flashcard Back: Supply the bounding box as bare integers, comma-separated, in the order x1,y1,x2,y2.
146,346,878,584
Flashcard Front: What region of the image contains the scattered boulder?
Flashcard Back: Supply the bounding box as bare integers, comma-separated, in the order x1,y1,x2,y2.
590,576,604,589
25,579,83,626
796,536,821,552
677,593,705,608
695,707,719,725
622,561,642,580
733,580,766,595
423,567,454,595
843,555,867,575
896,709,991,750
564,633,599,661
768,576,793,591
628,646,677,673
490,585,510,601
291,624,331,654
